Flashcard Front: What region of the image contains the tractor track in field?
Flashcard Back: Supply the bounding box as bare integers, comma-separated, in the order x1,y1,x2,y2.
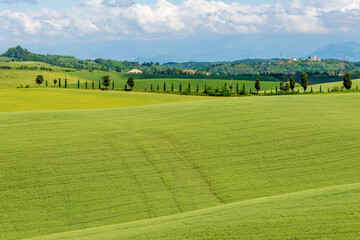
133,132,184,214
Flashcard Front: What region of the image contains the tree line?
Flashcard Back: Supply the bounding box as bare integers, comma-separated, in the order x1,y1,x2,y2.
33,72,356,96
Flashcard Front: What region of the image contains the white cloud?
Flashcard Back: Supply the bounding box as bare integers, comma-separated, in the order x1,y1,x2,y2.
0,0,360,42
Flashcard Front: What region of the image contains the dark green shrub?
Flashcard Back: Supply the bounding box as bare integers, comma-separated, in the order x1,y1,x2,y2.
331,86,340,92
280,81,289,92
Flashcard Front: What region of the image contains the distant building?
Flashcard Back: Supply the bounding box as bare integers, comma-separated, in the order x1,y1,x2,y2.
290,58,297,61
309,55,322,62
182,70,196,75
127,69,143,74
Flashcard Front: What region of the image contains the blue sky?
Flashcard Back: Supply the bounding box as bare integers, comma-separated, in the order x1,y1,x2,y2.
0,0,359,62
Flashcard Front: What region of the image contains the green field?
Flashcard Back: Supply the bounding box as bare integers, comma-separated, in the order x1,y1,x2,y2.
0,89,203,112
1,91,360,239
297,78,360,92
0,66,280,92
69,71,280,91
0,69,89,88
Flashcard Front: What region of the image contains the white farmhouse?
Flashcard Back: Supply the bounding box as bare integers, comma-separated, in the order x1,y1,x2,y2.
127,69,143,74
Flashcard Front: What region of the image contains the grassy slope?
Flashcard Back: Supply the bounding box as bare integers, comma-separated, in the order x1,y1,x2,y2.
69,71,280,91
0,69,89,88
0,89,203,112
29,183,360,240
1,93,360,239
297,78,360,92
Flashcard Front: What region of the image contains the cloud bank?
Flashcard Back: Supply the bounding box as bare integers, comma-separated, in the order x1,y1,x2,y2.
0,0,360,42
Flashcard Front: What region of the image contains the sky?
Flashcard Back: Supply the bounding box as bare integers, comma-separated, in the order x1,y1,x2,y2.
0,0,359,62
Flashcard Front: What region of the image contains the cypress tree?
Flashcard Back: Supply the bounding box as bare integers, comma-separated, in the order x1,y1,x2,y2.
343,73,352,90
77,79,79,88
242,84,246,92
45,80,48,87
59,78,61,87
179,83,182,92
188,82,191,91
204,83,207,93
171,83,174,92
112,81,115,90
236,82,239,94
255,79,260,93
275,85,278,93
290,76,295,91
151,83,153,91
64,78,67,88
85,81,88,89
319,85,322,93
125,84,127,90
163,82,166,91
157,84,159,91
328,88,330,92
197,83,199,92
311,86,313,93
92,81,94,89
301,72,308,92
357,85,359,90
264,90,267,94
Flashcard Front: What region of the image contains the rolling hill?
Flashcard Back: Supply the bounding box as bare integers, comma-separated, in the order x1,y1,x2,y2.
1,91,360,239
310,42,360,62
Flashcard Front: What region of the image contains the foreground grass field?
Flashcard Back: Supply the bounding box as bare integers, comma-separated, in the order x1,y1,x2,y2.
0,89,203,112
1,92,360,239
30,183,360,240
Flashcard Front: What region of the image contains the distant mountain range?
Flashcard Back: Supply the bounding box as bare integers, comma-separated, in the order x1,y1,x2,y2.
310,42,360,62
